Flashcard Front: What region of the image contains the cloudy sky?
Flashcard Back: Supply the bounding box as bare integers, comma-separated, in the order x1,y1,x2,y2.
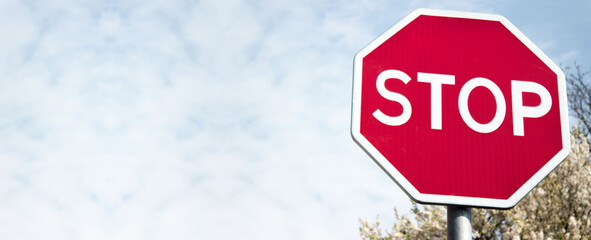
0,0,589,239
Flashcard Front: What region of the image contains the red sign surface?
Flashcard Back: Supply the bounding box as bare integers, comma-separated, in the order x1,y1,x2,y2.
351,9,570,208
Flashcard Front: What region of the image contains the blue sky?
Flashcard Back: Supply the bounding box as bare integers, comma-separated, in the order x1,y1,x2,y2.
0,0,589,239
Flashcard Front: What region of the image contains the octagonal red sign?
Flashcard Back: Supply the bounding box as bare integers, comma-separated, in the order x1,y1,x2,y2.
351,9,570,208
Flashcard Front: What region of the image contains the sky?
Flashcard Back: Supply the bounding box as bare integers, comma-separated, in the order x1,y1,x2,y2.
0,0,589,239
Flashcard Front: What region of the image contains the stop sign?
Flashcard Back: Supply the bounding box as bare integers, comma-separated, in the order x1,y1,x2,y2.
351,9,570,208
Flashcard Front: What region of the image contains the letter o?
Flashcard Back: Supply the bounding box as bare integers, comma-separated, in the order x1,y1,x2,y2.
458,77,506,133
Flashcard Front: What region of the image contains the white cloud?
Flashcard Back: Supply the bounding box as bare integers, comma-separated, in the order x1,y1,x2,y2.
0,0,588,239
0,0,411,238
555,50,580,65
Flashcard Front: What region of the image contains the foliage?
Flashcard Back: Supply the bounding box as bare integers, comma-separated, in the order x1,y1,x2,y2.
360,131,591,239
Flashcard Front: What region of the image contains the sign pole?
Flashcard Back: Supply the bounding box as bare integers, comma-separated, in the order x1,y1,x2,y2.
447,205,471,240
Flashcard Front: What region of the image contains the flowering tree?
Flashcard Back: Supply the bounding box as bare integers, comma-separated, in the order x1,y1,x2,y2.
360,130,591,239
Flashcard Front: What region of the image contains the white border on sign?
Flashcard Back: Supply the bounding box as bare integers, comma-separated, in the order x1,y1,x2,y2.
350,8,570,209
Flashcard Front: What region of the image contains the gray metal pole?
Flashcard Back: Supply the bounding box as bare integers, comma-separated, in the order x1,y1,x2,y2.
447,205,471,240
